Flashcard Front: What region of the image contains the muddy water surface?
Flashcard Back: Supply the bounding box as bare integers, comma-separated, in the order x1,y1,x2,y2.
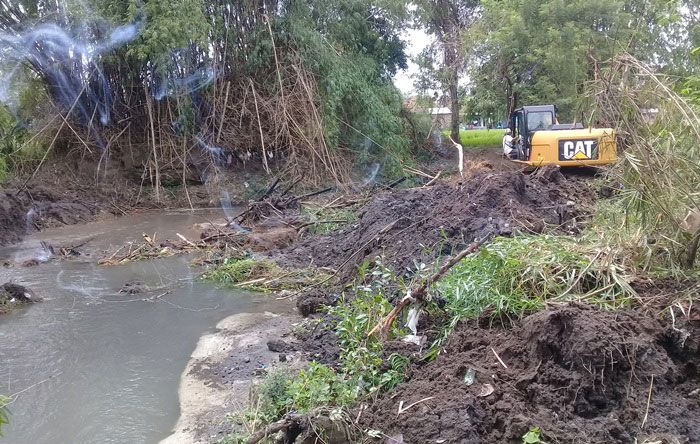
0,211,287,444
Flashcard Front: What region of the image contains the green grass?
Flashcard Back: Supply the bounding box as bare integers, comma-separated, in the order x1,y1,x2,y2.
203,257,330,291
425,234,636,359
443,129,505,147
0,394,9,436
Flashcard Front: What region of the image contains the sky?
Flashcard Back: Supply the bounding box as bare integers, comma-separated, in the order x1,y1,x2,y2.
392,26,431,96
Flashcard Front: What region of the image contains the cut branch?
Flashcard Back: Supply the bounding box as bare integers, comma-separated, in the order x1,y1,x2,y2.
368,241,482,337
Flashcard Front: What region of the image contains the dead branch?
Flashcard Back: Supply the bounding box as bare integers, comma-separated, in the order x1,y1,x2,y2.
423,171,442,187
245,412,310,444
368,241,482,337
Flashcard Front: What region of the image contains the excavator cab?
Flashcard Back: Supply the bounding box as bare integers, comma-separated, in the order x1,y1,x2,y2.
509,105,617,167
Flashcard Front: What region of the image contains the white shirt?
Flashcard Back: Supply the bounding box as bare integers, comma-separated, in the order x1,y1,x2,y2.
503,134,514,155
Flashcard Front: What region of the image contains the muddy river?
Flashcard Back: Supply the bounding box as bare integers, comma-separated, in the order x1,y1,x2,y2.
0,211,286,444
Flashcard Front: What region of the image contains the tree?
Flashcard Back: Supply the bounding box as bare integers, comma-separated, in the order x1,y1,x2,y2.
469,0,687,122
414,0,479,142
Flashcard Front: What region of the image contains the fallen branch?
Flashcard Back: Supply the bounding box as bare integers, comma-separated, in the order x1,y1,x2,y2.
491,347,508,369
290,186,333,203
368,241,482,337
641,375,654,429
423,171,442,187
397,396,434,415
386,176,406,189
245,412,310,444
403,165,435,179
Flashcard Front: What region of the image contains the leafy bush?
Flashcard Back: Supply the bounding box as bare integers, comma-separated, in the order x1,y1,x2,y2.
232,264,410,440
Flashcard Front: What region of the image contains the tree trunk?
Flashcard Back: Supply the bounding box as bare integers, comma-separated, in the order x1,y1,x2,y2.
449,73,460,143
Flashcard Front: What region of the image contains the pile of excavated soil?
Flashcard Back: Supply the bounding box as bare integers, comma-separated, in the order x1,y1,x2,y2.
280,166,592,276
360,304,700,443
0,187,105,246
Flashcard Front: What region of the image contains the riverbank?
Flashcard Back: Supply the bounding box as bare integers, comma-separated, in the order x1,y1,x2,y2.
191,155,700,443
0,156,272,248
162,309,300,444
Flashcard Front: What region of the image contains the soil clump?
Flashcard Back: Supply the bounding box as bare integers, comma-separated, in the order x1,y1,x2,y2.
360,303,700,443
0,282,40,313
280,166,591,280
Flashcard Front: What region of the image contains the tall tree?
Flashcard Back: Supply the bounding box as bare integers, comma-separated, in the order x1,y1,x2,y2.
468,0,687,122
415,0,479,142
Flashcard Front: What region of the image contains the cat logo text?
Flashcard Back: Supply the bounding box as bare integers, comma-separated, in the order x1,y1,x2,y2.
558,139,598,161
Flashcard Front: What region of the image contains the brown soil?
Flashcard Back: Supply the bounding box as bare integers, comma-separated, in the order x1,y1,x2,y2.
0,186,106,245
0,156,255,246
281,165,591,278
360,303,700,444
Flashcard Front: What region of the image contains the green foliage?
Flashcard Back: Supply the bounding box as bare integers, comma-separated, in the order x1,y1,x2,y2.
228,262,410,441
589,55,700,268
287,362,358,411
522,427,542,444
329,292,398,392
0,395,9,436
0,79,50,181
426,235,635,358
125,0,209,65
282,1,413,175
469,0,689,120
203,257,329,291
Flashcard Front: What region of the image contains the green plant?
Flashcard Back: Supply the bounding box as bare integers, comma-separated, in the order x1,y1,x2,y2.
203,257,329,292
522,427,542,444
0,395,9,436
224,261,411,442
426,235,635,359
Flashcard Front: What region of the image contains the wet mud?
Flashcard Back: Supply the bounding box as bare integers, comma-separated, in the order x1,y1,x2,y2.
0,186,104,245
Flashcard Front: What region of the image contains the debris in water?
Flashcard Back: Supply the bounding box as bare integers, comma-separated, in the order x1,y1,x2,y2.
0,282,41,306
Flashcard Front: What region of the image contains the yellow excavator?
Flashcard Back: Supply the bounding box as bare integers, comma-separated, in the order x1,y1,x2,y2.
509,105,617,166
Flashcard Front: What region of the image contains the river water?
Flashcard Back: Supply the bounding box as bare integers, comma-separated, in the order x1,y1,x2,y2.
0,211,287,444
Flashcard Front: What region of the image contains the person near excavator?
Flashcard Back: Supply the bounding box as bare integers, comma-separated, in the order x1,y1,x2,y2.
502,128,514,158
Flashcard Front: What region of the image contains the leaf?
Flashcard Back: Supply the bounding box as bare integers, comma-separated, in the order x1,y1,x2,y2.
522,427,541,444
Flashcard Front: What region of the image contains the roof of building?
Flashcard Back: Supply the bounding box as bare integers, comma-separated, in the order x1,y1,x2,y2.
429,107,451,115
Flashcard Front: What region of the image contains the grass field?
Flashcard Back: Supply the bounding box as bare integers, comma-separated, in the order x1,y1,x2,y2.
443,129,505,147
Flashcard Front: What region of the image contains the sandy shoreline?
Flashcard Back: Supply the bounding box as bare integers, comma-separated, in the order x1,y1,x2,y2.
161,308,299,444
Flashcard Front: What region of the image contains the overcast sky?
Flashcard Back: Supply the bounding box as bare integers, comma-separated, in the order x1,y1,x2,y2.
392,26,431,96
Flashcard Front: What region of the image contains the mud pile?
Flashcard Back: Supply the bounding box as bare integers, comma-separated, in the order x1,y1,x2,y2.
281,166,591,275
361,304,700,443
0,187,103,245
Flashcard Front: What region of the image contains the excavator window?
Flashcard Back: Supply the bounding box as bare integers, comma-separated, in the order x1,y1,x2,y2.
526,111,554,131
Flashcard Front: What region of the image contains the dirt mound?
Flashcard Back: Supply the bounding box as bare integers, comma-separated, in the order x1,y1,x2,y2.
281,168,591,275
0,187,104,246
360,304,700,443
